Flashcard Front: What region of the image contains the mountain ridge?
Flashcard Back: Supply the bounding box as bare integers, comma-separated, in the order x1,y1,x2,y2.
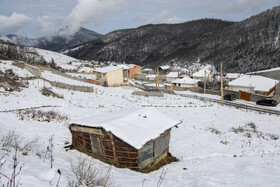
66,18,234,64
66,6,280,73
1,27,103,52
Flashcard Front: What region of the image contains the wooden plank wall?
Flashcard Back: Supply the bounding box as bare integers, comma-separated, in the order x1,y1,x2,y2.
71,126,140,170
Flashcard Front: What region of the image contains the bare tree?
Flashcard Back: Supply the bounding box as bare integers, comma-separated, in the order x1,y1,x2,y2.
0,148,24,187
44,135,54,168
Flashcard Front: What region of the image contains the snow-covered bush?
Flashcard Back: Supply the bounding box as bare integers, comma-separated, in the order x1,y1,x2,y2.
0,130,40,155
16,109,68,123
40,87,64,99
68,157,113,187
230,122,279,140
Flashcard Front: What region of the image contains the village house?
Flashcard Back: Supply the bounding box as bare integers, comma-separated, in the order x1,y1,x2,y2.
69,108,181,171
142,68,154,74
172,76,200,88
95,66,123,86
146,74,156,81
165,76,199,90
127,64,141,78
247,67,280,95
225,73,243,82
226,75,279,96
159,65,171,73
118,64,141,79
78,67,95,74
166,72,180,83
247,67,280,80
192,65,216,81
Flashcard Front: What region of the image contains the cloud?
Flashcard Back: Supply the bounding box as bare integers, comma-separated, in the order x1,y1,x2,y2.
67,0,123,34
36,16,58,36
0,12,31,34
215,0,274,13
147,10,189,24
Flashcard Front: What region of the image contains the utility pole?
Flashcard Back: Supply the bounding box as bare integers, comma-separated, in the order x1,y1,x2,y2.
274,82,277,96
156,67,159,88
221,62,224,106
204,71,206,94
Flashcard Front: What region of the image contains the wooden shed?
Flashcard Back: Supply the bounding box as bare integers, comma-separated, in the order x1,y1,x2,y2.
69,108,181,171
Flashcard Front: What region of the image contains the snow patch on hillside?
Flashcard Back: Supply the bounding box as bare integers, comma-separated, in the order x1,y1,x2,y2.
35,48,82,70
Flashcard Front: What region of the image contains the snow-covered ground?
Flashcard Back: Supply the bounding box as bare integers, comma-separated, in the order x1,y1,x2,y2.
66,72,96,80
0,60,33,77
41,71,95,87
1,62,280,187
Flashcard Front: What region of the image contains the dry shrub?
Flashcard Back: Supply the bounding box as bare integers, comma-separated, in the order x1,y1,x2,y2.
231,126,245,134
17,109,68,123
230,122,279,140
0,69,28,92
206,127,221,135
0,130,42,157
40,87,63,99
68,157,113,187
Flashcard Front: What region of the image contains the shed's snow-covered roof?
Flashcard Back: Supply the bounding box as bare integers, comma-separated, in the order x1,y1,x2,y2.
166,72,179,78
71,108,181,149
95,66,123,73
229,75,279,92
172,77,200,84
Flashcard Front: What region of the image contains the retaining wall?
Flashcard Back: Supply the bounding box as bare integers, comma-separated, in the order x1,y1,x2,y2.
12,62,25,68
25,64,42,78
132,91,164,97
51,69,91,84
49,81,94,92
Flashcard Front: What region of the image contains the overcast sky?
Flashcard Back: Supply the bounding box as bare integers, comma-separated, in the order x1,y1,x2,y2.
0,0,279,38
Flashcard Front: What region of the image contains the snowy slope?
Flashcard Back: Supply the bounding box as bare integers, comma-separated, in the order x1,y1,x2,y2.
35,48,82,70
1,62,280,187
0,60,33,77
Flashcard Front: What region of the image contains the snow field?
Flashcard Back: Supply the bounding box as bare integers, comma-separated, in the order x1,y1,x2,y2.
0,63,280,186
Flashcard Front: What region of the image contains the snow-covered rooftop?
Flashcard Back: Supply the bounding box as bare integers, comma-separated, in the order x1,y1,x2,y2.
160,65,170,70
146,74,156,78
225,73,243,79
118,64,130,70
71,108,181,149
248,66,280,74
229,75,279,92
192,64,216,78
166,72,179,78
78,67,94,73
172,77,200,84
95,66,123,73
